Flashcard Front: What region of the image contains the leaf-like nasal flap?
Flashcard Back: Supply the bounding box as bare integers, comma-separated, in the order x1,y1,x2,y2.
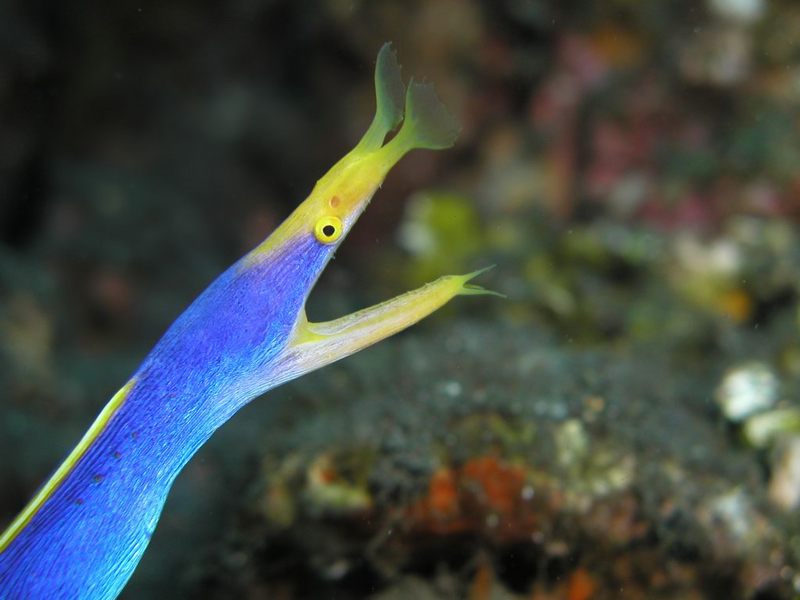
375,43,406,133
400,79,460,150
356,42,406,152
351,42,460,167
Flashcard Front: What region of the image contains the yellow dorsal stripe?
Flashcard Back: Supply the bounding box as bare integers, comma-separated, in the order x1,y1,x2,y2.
0,379,137,552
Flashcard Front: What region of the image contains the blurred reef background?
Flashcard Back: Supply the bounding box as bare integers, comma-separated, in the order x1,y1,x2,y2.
3,0,800,598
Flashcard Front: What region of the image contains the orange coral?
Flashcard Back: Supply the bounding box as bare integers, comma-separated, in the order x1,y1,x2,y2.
428,467,459,518
468,558,495,600
405,454,537,540
567,568,598,600
461,455,526,515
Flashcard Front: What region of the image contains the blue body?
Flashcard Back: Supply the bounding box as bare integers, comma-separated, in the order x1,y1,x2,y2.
0,42,469,599
0,234,329,599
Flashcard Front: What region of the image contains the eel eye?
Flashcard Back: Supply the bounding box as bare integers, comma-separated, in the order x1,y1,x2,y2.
314,216,343,244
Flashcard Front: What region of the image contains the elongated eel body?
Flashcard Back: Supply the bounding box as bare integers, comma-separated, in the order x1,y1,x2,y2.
0,45,493,599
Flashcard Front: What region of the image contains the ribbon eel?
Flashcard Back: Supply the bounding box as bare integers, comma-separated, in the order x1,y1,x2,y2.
0,44,494,599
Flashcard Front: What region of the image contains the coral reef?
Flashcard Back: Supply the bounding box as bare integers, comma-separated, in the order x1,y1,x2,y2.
189,322,795,599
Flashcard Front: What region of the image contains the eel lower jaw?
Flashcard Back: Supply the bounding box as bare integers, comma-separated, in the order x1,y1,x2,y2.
278,267,499,380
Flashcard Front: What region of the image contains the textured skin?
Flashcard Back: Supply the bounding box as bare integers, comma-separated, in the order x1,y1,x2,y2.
0,234,329,599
